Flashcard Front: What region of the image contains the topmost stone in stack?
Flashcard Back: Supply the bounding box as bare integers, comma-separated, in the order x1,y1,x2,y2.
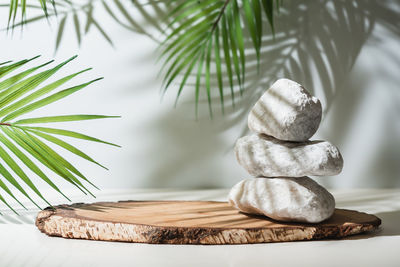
248,78,322,142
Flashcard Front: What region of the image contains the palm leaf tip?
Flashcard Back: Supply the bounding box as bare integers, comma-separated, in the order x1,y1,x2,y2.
6,0,55,29
0,56,119,211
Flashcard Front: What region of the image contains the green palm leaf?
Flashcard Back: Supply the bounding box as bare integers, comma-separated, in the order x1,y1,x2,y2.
160,0,279,115
0,56,118,213
6,0,54,29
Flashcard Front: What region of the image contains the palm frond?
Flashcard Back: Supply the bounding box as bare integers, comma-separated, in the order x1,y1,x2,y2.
3,0,165,49
0,56,118,213
159,0,280,116
6,0,55,30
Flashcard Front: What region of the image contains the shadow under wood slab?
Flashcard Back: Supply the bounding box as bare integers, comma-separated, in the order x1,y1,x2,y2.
35,201,381,245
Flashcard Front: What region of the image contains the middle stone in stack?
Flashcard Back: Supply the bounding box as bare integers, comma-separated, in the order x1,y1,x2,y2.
229,78,343,223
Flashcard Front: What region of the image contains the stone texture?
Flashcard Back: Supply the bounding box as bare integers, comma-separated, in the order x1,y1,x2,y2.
228,177,335,223
235,134,343,177
248,78,322,141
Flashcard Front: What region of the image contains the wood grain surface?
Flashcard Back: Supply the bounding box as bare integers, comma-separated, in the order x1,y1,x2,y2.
36,201,381,244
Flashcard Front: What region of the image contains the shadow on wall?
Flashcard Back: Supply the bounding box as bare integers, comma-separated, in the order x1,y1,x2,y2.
132,0,400,188
215,0,399,127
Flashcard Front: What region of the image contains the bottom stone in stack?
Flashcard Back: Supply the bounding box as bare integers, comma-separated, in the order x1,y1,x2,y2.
228,177,335,223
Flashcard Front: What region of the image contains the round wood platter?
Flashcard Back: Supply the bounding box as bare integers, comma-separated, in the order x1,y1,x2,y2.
36,201,381,245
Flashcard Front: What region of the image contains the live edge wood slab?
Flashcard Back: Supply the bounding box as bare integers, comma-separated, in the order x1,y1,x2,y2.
36,201,381,245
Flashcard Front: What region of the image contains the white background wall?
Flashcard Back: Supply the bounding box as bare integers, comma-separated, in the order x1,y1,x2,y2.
0,1,399,198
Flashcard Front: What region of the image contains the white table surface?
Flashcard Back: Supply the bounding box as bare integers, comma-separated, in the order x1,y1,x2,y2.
0,188,399,267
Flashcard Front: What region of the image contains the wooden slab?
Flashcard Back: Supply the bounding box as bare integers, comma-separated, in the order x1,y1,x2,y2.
36,201,381,244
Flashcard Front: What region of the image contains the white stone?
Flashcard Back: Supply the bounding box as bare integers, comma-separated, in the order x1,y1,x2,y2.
248,78,322,141
235,134,343,177
228,177,335,223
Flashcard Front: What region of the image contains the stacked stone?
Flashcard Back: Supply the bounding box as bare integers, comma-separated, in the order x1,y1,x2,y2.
228,79,343,223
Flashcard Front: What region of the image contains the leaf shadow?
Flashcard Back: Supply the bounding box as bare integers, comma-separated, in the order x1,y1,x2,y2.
2,0,172,51
132,0,400,188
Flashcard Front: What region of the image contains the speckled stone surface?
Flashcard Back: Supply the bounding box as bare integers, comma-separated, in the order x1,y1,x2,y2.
228,177,336,223
248,78,322,141
235,134,343,177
